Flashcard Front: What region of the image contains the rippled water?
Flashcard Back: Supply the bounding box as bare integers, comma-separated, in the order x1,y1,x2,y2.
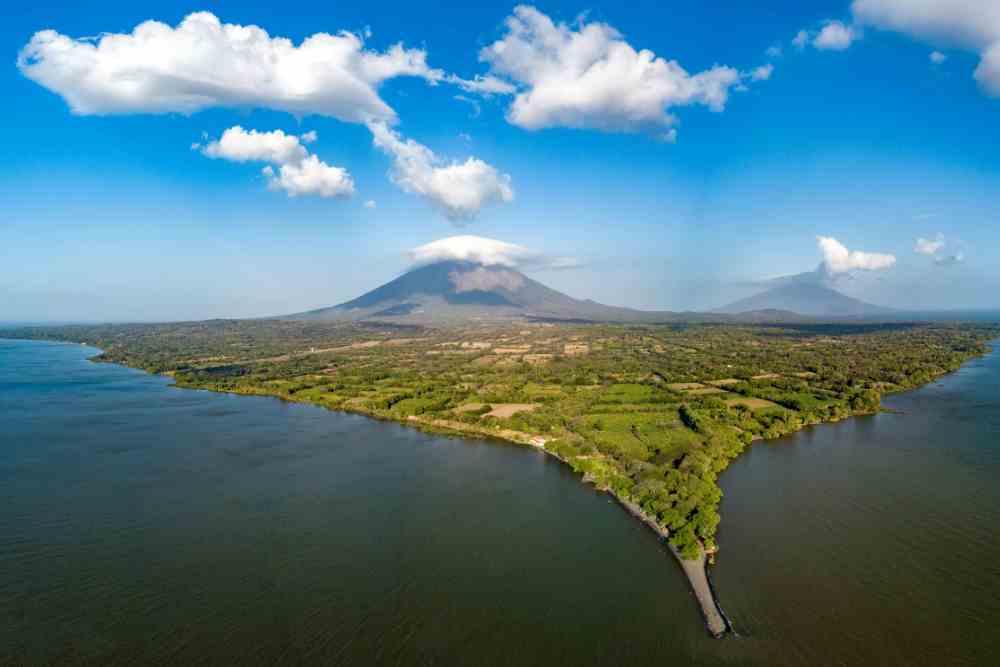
2,338,998,665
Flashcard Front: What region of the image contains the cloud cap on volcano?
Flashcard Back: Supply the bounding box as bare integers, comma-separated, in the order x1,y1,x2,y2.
748,236,897,289
817,235,896,276
408,235,580,271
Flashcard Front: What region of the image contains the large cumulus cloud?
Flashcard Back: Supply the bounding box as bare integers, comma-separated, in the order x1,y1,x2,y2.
17,11,443,124
477,5,755,139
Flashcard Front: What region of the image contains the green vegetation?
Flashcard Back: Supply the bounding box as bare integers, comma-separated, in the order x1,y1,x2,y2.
7,319,996,560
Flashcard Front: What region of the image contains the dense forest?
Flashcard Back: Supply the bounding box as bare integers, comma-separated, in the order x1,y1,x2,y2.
6,319,996,560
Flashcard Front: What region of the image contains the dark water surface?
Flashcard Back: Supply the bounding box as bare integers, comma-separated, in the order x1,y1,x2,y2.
712,341,1000,665
2,339,999,665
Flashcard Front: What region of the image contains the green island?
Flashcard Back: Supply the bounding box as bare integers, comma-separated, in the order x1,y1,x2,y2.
7,319,997,636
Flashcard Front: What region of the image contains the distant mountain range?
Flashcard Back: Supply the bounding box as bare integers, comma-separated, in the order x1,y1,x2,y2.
286,260,892,324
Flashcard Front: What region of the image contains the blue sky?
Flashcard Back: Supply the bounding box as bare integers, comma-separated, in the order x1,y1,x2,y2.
2,0,999,321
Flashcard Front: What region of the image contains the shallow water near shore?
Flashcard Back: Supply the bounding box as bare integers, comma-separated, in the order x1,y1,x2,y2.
2,338,999,665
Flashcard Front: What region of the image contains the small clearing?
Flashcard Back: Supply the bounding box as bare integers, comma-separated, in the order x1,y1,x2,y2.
726,396,782,410
685,387,728,395
668,382,705,391
523,354,553,365
486,403,538,418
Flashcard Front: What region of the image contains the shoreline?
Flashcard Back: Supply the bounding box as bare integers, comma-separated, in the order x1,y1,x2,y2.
615,496,729,637
4,335,994,638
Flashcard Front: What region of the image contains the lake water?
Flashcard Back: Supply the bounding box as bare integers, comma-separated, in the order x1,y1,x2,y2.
2,338,998,665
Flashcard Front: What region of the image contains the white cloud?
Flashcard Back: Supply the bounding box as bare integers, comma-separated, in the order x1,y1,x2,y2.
262,156,354,198
477,5,744,137
914,233,945,255
367,122,513,223
852,0,1000,95
814,21,861,50
16,11,444,124
852,0,1000,49
793,21,862,52
766,44,783,58
301,131,318,144
750,64,774,81
201,126,354,198
914,233,965,265
977,44,1000,96
447,74,517,96
201,126,308,165
817,236,896,274
930,50,948,64
364,199,377,209
408,235,579,271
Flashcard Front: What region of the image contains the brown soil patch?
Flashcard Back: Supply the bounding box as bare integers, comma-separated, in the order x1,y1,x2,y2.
522,354,553,365
486,403,538,418
708,378,740,386
668,382,706,391
563,343,589,356
752,373,780,380
686,387,728,395
725,397,781,410
494,346,531,354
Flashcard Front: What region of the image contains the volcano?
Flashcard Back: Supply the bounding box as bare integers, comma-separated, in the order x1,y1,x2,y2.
717,282,894,318
287,260,653,323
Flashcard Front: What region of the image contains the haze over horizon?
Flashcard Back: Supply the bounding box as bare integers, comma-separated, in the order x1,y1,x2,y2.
4,1,1000,322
